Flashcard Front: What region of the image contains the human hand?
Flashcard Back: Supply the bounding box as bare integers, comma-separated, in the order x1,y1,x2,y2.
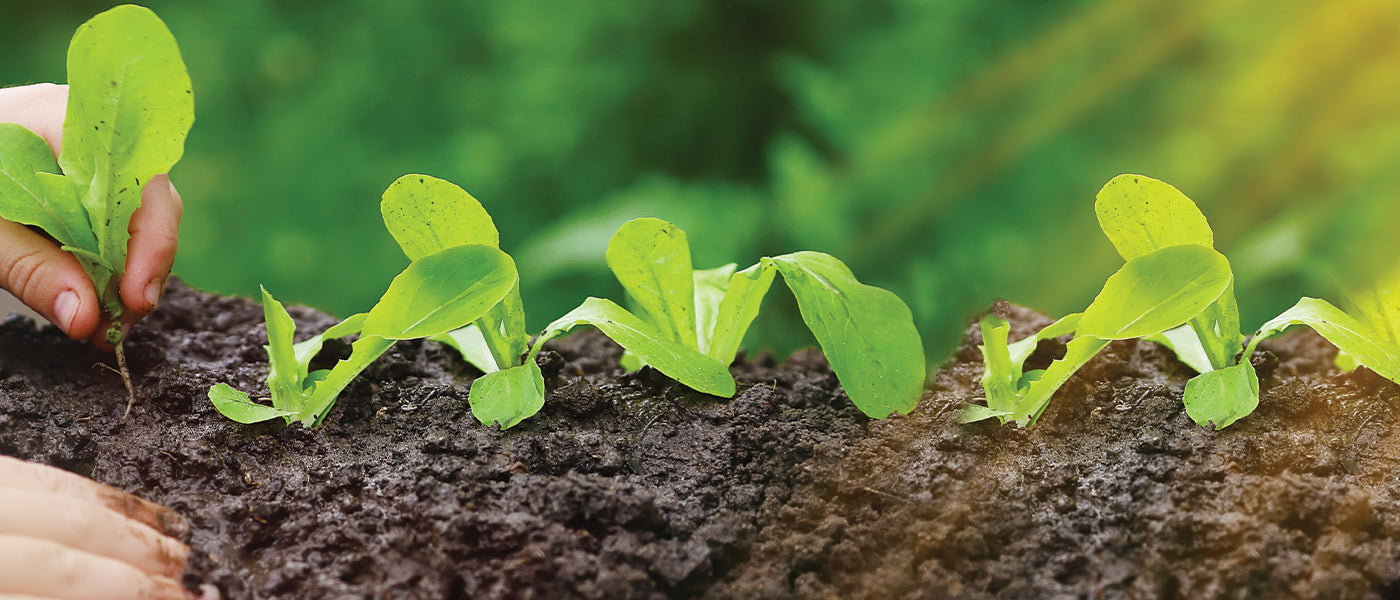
0,83,183,347
0,455,205,599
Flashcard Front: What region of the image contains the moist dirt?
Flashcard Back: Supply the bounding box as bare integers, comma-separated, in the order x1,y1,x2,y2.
2,286,1400,599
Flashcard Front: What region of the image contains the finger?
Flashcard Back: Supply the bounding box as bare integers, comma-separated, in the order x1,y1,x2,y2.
0,83,68,156
0,456,188,538
0,489,188,578
0,220,99,340
121,175,181,316
0,535,187,600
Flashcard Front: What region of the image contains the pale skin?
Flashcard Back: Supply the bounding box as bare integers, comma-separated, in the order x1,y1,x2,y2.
0,85,208,599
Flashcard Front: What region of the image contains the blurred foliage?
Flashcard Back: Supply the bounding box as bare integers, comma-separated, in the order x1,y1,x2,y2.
4,0,1399,364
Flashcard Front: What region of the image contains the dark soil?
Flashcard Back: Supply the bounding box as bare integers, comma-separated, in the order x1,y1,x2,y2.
2,287,1400,599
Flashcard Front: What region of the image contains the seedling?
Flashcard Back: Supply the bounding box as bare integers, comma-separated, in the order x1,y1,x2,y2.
0,5,193,412
1244,266,1400,386
962,242,1233,426
379,175,541,430
1094,174,1260,429
523,218,926,420
207,176,518,427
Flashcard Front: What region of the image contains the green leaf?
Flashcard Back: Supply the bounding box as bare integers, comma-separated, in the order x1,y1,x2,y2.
1095,174,1213,261
769,251,925,418
1344,265,1400,345
1187,280,1244,370
605,218,698,350
1182,361,1259,430
1249,297,1400,383
298,335,396,426
362,245,518,340
1010,336,1111,426
1336,351,1361,373
0,123,96,251
259,287,302,412
977,314,1020,416
469,361,546,429
380,173,499,261
693,263,737,355
208,383,295,425
433,324,499,373
292,312,368,376
1007,313,1082,370
61,5,193,314
1096,174,1242,370
1144,324,1216,373
1077,245,1232,341
473,282,529,369
705,261,777,363
958,404,1014,424
536,297,735,397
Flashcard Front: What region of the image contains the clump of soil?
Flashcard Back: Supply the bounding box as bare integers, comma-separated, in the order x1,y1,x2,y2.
2,288,1399,599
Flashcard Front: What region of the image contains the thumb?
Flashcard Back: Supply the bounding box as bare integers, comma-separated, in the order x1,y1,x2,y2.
0,219,100,339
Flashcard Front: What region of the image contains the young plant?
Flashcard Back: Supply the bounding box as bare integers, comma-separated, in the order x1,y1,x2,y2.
377,175,541,430
525,218,926,420
961,242,1234,427
1243,266,1400,386
1094,174,1259,429
207,177,518,427
0,5,193,410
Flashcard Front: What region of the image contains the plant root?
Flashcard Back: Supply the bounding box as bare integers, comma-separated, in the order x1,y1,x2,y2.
115,342,136,419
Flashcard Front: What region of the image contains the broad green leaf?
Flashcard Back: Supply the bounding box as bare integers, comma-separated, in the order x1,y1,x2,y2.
1077,245,1231,341
292,312,368,377
0,123,95,250
1344,265,1400,344
770,251,925,418
1336,351,1361,373
1249,297,1400,383
619,351,645,372
299,334,396,426
61,5,193,302
469,361,546,429
1144,324,1215,373
1095,174,1213,261
208,383,295,425
1010,336,1111,426
605,218,698,349
380,173,498,261
693,263,737,355
362,245,517,340
536,297,735,397
260,287,301,411
958,404,1014,424
706,261,777,363
433,324,499,373
1182,361,1259,430
1007,313,1082,369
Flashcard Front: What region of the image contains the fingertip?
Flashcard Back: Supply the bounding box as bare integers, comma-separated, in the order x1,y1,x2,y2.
123,175,181,315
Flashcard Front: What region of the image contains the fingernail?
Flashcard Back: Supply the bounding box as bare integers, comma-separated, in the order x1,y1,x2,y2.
145,276,166,310
54,290,79,333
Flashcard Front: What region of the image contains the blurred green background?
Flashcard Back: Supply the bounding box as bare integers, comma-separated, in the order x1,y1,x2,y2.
5,0,1399,362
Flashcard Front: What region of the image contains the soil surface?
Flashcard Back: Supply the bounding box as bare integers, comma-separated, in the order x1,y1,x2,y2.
2,286,1400,599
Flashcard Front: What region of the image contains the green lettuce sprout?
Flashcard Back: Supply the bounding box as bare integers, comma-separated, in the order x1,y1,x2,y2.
0,5,194,411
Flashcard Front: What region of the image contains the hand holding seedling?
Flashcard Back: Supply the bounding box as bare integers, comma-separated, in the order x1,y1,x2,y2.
0,6,194,413
0,83,183,345
0,456,205,600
